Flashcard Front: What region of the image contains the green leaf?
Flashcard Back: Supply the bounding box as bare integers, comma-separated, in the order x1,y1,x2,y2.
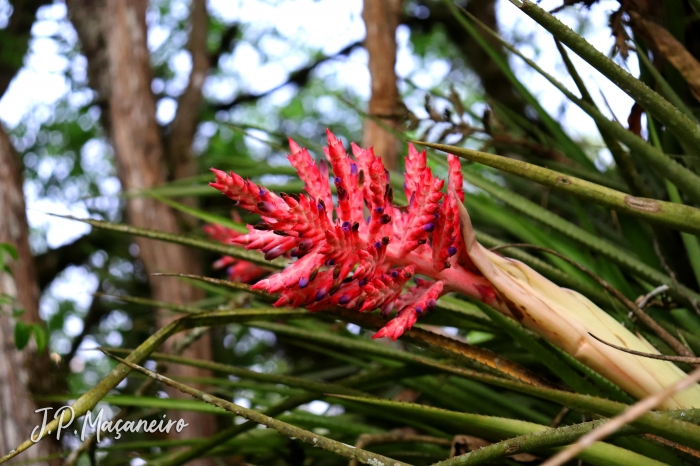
104,347,370,399
418,141,700,237
0,243,19,261
149,193,248,233
333,396,666,466
50,214,285,271
103,353,412,466
14,321,31,350
31,324,48,354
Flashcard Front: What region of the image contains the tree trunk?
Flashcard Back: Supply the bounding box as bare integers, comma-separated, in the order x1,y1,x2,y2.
0,126,57,464
362,0,403,170
68,0,216,464
0,1,64,461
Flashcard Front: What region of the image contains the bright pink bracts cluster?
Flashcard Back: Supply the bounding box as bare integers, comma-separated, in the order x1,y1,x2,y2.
210,130,495,339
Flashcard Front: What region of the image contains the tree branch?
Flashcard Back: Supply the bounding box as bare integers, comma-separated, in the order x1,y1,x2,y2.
34,230,124,291
362,0,402,170
209,23,239,69
214,41,362,112
402,1,527,118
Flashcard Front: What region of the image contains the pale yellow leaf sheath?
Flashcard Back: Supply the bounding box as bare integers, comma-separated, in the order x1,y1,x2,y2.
457,199,700,408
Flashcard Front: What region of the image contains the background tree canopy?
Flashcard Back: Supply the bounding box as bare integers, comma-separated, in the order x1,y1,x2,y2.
3,0,700,465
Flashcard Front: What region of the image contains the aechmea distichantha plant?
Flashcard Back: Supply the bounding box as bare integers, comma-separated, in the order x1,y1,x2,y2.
210,130,700,408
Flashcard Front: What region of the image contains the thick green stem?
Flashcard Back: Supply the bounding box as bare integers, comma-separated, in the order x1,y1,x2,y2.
431,413,698,466
666,181,700,289
554,40,651,198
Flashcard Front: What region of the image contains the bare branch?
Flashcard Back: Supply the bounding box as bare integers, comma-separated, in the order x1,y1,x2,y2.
214,41,362,111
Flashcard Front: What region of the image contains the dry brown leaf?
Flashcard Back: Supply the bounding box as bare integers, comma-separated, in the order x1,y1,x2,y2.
630,11,700,102
392,388,421,403
628,102,644,137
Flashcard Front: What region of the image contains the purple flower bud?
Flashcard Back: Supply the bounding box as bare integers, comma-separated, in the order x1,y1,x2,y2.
350,163,358,175
427,299,437,310
381,302,394,317
423,223,435,232
374,241,381,249
358,278,368,287
319,159,329,177
325,259,335,266
299,239,314,251
338,294,351,305
264,247,285,261
374,207,384,214
391,270,399,278
259,188,267,197
257,201,274,213
448,246,457,256
415,306,423,314
315,289,327,301
342,221,351,231
299,277,309,288
334,176,342,184
337,186,347,201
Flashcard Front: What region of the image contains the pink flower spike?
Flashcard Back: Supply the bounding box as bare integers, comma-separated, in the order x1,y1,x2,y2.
372,308,419,341
287,138,333,213
325,130,360,224
404,143,427,201
210,131,498,341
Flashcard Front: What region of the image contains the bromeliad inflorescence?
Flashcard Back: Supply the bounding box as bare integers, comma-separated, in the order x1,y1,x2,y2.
210,130,495,340
210,130,700,408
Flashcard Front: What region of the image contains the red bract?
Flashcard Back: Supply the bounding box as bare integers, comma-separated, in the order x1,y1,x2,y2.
203,223,268,284
210,130,496,339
